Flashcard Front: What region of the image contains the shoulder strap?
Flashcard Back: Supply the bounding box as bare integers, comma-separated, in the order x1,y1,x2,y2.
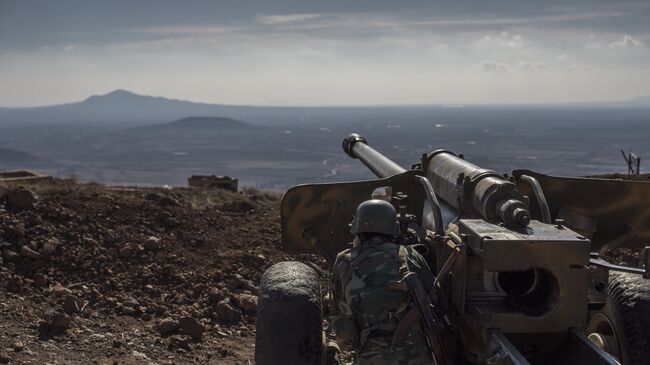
397,244,411,277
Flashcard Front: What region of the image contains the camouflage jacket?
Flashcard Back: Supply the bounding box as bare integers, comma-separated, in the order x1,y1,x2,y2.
331,235,435,364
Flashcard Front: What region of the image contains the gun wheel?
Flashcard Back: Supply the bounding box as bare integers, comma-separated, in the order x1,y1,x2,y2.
255,261,324,365
587,272,650,364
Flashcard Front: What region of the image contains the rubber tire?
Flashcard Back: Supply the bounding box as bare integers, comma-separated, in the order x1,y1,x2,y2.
255,261,323,365
593,272,650,364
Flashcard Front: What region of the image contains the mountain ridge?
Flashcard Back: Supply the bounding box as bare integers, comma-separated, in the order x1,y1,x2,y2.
134,116,255,131
1,89,649,128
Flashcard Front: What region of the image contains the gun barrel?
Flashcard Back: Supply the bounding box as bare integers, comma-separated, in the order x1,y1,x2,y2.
343,134,407,178
342,133,530,228
424,150,530,227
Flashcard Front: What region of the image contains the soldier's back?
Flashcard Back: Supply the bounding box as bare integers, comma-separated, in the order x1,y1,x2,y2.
333,238,433,365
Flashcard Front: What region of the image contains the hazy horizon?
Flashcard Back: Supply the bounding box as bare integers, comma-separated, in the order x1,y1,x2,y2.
2,88,650,110
2,0,650,107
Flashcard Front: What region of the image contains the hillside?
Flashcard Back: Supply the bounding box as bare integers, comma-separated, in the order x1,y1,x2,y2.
138,116,255,132
0,178,324,364
0,177,644,364
0,148,51,169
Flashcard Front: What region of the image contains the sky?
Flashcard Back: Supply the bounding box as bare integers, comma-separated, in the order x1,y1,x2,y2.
1,0,649,106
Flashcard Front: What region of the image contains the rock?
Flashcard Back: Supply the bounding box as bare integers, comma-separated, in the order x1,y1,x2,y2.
53,283,73,297
123,297,139,308
216,298,242,324
2,249,20,263
179,316,204,341
119,243,142,259
0,353,9,364
63,295,81,314
122,306,137,316
12,340,24,352
84,238,100,246
19,245,41,260
3,187,36,213
169,335,193,352
156,317,179,335
39,241,57,258
227,274,257,293
234,293,258,315
38,311,72,338
144,236,161,251
157,211,179,228
33,273,48,287
159,196,179,207
6,276,23,293
145,192,164,202
207,288,226,304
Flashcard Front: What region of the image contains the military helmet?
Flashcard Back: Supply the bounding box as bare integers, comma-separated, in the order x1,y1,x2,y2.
350,199,399,236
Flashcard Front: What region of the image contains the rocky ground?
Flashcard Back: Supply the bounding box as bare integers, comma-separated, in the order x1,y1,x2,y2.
0,178,645,365
0,179,324,364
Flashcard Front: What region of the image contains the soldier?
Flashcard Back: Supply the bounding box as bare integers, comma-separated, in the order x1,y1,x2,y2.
331,199,437,365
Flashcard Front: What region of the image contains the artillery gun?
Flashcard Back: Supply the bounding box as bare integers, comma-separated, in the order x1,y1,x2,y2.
255,133,650,365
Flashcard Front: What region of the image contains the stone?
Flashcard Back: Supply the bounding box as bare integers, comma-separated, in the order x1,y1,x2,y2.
123,297,139,308
3,187,36,213
33,274,48,287
39,311,72,338
234,293,258,315
19,245,41,260
179,316,204,341
2,249,20,263
145,192,164,202
6,276,23,293
63,295,81,314
227,274,257,293
13,340,24,352
53,283,73,297
144,236,161,251
207,288,226,304
216,298,242,324
39,241,57,258
159,196,179,207
119,243,134,258
169,335,193,352
0,353,9,364
156,317,179,335
157,212,179,229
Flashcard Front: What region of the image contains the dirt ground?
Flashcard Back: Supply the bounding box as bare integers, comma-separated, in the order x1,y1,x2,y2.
0,178,644,365
0,179,324,365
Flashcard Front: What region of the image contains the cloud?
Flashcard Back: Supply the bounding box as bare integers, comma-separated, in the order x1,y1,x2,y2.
478,32,523,49
64,45,76,51
256,13,323,25
609,34,644,48
516,60,547,71
474,60,509,73
585,34,602,49
566,63,592,72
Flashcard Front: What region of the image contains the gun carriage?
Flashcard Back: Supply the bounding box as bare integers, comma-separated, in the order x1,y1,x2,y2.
255,133,650,365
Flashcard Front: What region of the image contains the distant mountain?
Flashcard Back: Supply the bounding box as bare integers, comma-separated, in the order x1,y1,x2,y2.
0,90,272,127
137,116,255,131
0,148,52,169
2,89,649,128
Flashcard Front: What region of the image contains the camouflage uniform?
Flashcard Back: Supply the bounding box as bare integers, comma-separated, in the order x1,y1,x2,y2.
332,235,435,365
